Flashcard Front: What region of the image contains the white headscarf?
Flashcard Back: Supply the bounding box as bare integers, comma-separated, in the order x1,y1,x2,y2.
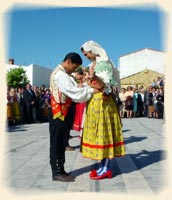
81,40,109,62
81,40,119,88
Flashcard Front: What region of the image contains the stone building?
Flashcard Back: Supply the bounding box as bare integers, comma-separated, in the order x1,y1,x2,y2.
118,48,165,88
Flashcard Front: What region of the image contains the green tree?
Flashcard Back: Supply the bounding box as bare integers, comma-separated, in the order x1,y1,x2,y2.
7,67,30,88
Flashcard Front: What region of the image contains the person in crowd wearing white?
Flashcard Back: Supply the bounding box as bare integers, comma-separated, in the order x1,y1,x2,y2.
119,88,126,118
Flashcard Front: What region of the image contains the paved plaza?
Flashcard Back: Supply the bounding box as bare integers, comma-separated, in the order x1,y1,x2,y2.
2,117,168,196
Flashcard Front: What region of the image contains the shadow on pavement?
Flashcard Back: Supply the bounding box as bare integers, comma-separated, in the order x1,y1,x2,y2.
70,163,100,177
124,136,147,144
130,149,167,170
7,125,28,132
114,149,167,175
122,129,131,133
70,150,166,178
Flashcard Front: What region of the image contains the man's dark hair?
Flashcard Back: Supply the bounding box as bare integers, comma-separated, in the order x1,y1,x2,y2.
63,52,82,65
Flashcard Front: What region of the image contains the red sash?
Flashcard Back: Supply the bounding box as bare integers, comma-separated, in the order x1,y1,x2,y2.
50,96,72,120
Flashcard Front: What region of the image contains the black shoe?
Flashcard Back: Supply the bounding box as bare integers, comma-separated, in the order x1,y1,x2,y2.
52,174,76,182
62,170,70,176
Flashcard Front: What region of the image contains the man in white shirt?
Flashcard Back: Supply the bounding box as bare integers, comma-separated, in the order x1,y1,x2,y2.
49,52,98,182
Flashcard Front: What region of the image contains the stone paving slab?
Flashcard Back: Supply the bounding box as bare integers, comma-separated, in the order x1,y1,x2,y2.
2,117,168,195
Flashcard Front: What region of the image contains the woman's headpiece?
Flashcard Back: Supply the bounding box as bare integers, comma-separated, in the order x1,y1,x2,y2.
81,40,109,62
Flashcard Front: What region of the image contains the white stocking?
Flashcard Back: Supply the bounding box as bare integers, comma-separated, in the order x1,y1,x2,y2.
97,158,110,176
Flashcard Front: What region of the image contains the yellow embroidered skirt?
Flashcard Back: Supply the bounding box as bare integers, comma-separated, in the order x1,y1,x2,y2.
81,92,125,160
7,102,14,122
12,102,20,120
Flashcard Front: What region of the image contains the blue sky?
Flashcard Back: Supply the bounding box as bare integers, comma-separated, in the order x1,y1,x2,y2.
6,5,165,69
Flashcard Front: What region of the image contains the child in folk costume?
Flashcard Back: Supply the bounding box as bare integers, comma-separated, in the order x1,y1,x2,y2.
72,68,88,138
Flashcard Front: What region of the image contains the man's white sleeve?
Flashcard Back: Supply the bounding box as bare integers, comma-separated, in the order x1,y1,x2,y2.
54,71,94,102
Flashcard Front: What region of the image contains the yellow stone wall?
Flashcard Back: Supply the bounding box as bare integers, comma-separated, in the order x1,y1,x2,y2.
120,69,163,89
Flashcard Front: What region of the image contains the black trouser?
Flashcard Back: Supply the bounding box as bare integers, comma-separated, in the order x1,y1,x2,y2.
157,102,164,119
49,108,68,176
24,103,34,124
64,102,76,147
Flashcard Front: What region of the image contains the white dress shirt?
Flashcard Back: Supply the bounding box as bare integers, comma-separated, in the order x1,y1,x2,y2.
53,65,94,103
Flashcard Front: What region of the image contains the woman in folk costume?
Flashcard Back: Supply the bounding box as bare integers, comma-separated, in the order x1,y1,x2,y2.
80,40,125,180
7,92,14,126
9,88,21,125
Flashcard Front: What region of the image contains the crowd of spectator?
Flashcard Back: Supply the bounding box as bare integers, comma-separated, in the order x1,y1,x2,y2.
7,84,51,126
6,76,165,127
117,76,165,119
